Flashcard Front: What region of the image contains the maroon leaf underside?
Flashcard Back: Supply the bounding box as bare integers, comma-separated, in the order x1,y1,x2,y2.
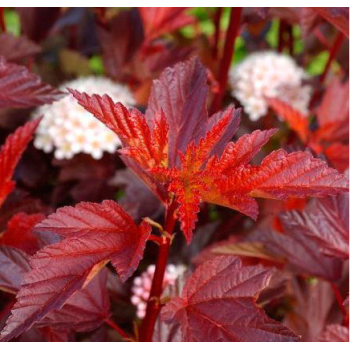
162,255,299,342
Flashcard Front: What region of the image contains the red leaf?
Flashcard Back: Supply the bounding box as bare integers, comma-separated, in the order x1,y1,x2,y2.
315,77,349,144
0,200,150,341
247,150,348,199
0,33,41,62
284,277,335,341
324,143,349,173
256,218,343,281
163,142,348,242
68,88,170,200
318,324,349,342
96,8,144,81
0,119,41,207
139,8,195,42
313,8,349,38
70,58,348,243
145,57,240,167
37,269,110,333
281,193,349,260
68,90,167,167
0,246,30,293
161,255,299,342
0,56,63,108
0,247,109,337
0,213,45,255
16,8,61,43
267,97,309,143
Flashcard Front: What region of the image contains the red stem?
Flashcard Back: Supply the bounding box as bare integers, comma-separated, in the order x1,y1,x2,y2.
139,200,177,342
320,32,344,83
212,7,223,60
331,283,349,327
287,24,294,56
210,7,242,114
277,20,286,53
0,8,6,32
314,28,330,49
104,318,129,339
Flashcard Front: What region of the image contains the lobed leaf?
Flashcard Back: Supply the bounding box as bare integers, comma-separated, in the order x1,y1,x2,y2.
324,143,349,172
280,193,349,260
0,246,109,338
315,78,349,143
0,212,45,255
96,8,144,81
145,57,240,167
36,269,110,334
0,56,63,108
256,221,343,281
318,324,349,342
0,33,41,62
139,8,195,42
267,97,309,143
0,200,150,341
0,119,42,207
162,255,299,342
70,57,348,243
0,246,31,293
284,277,335,341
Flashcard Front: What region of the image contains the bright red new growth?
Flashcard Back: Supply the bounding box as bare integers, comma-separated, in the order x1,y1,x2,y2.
139,8,195,42
71,57,348,243
0,212,45,255
267,97,309,143
0,118,41,207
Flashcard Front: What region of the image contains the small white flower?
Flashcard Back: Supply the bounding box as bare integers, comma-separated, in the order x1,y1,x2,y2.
230,51,312,121
32,77,135,160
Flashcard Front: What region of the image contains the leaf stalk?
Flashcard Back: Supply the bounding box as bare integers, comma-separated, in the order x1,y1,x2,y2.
139,200,178,341
210,7,242,113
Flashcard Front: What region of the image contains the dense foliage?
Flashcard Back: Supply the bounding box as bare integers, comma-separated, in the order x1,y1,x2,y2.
0,7,349,342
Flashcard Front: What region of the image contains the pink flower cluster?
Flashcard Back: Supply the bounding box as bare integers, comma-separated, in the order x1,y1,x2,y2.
131,264,185,319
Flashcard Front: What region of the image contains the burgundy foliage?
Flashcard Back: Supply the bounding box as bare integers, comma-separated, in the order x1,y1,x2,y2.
0,57,63,108
0,6,349,343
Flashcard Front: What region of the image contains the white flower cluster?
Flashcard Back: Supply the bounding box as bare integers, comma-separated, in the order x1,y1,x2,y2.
33,77,135,160
229,51,312,121
131,264,185,319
